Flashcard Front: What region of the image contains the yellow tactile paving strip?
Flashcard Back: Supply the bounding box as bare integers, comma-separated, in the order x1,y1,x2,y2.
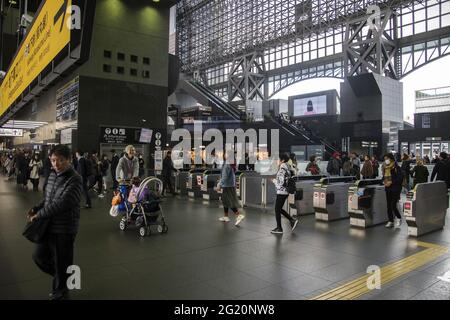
311,241,449,300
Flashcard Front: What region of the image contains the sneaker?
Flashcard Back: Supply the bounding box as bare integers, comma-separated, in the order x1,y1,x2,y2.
235,214,245,226
85,204,92,209
385,221,394,228
290,219,299,232
219,216,230,222
271,228,283,234
98,194,105,198
395,219,403,228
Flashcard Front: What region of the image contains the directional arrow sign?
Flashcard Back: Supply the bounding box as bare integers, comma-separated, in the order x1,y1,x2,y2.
54,0,68,32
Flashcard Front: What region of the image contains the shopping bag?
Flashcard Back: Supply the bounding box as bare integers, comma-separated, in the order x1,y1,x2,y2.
23,218,49,243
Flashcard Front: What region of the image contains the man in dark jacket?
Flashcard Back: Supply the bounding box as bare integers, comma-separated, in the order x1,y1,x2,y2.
162,150,178,196
431,152,450,188
327,152,342,176
28,145,82,300
110,150,120,190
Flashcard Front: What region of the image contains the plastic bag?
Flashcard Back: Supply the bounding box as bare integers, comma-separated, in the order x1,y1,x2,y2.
110,205,120,217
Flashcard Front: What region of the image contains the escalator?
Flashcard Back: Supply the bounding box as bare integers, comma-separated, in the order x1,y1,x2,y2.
183,80,245,121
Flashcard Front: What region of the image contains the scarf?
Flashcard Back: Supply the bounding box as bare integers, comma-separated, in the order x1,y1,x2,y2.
383,161,395,182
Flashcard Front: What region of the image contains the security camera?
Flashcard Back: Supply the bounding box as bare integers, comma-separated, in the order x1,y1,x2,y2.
21,14,34,27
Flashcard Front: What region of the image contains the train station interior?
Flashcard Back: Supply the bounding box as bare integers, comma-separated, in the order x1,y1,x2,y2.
1,0,450,302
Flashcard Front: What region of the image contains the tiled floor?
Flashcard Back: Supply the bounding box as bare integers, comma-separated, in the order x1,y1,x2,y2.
0,176,449,300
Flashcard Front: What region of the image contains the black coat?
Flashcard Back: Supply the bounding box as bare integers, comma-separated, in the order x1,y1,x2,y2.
431,159,450,188
162,157,176,178
111,155,119,173
34,167,82,234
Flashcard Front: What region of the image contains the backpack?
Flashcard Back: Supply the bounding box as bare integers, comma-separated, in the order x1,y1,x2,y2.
310,164,320,175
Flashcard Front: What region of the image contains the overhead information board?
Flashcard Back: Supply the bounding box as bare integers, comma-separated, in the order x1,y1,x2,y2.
0,0,72,118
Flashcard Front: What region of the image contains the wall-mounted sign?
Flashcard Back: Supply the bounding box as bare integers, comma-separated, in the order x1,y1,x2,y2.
0,0,72,118
100,126,140,145
0,128,24,137
56,77,79,123
60,128,73,145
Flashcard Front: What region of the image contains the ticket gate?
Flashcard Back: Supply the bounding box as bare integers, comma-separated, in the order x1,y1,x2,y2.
287,175,326,217
235,171,258,199
242,175,277,210
348,179,387,228
403,181,449,237
313,176,357,222
175,169,191,196
187,169,206,198
201,169,223,200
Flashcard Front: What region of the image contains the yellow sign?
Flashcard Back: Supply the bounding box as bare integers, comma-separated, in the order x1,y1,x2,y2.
0,0,72,118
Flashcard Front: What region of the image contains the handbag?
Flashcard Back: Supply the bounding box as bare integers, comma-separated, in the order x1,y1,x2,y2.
23,218,49,243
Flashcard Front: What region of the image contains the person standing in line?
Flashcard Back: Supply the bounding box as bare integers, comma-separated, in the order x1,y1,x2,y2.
411,158,429,189
350,152,361,179
217,150,245,226
361,155,374,180
29,154,43,191
383,153,404,228
75,150,92,209
431,152,450,189
110,150,120,190
271,153,299,234
306,155,321,175
162,150,178,196
327,152,342,176
29,145,82,300
371,155,380,178
401,153,412,192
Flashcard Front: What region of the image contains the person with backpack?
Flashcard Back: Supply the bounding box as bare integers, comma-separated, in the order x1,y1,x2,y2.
327,152,341,176
75,150,92,209
306,155,320,175
383,153,403,228
271,153,299,234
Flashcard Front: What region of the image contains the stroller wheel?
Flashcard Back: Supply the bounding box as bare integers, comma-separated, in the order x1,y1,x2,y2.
157,225,163,234
162,225,169,234
119,220,127,231
139,226,148,237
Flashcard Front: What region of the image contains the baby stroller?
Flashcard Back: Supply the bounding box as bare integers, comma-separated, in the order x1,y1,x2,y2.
118,177,168,237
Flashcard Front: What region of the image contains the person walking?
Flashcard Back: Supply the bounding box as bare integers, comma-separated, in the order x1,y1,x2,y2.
217,150,245,226
431,152,450,189
162,150,178,196
110,150,120,190
361,155,374,180
383,153,404,228
288,153,298,176
271,153,299,234
75,150,92,209
350,152,361,179
100,154,110,195
116,145,139,183
138,154,145,178
29,154,43,191
29,145,82,300
411,159,429,189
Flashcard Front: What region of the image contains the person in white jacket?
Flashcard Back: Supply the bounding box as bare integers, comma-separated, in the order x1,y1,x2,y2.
271,153,299,234
29,154,43,191
115,145,139,183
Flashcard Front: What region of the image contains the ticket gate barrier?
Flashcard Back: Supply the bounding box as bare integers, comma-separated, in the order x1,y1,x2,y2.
242,175,278,210
313,176,357,222
287,175,326,217
236,171,258,199
403,181,449,237
175,169,191,196
187,169,206,198
201,169,223,200
348,179,387,228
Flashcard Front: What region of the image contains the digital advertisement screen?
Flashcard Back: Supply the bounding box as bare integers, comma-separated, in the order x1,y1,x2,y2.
139,128,153,143
293,95,327,117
